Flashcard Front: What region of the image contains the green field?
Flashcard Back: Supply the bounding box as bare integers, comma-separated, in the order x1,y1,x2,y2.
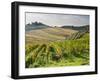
25,27,89,68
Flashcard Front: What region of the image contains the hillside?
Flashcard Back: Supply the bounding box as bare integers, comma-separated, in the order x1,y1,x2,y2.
25,21,50,31
25,22,89,44
25,27,78,44
62,25,89,32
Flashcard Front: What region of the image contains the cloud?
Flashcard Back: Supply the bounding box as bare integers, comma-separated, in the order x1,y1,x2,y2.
26,12,89,26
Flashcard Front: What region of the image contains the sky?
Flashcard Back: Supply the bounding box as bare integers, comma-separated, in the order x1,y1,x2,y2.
25,12,89,26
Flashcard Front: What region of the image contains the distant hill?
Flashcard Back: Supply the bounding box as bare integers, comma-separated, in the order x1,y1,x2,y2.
25,21,50,31
26,21,89,32
61,25,89,32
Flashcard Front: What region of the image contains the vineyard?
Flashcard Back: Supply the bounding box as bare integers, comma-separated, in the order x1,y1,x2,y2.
25,31,89,68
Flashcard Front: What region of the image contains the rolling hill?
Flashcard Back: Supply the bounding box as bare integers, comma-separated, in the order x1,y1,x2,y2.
25,28,78,44
25,22,89,44
62,25,89,32
25,21,50,31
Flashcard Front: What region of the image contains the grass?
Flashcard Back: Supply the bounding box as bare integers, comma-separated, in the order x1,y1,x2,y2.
25,32,89,68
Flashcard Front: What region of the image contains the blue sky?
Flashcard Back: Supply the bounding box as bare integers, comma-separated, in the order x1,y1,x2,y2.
25,12,89,26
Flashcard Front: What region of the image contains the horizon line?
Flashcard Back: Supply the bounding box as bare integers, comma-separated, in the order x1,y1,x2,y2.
25,21,89,27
